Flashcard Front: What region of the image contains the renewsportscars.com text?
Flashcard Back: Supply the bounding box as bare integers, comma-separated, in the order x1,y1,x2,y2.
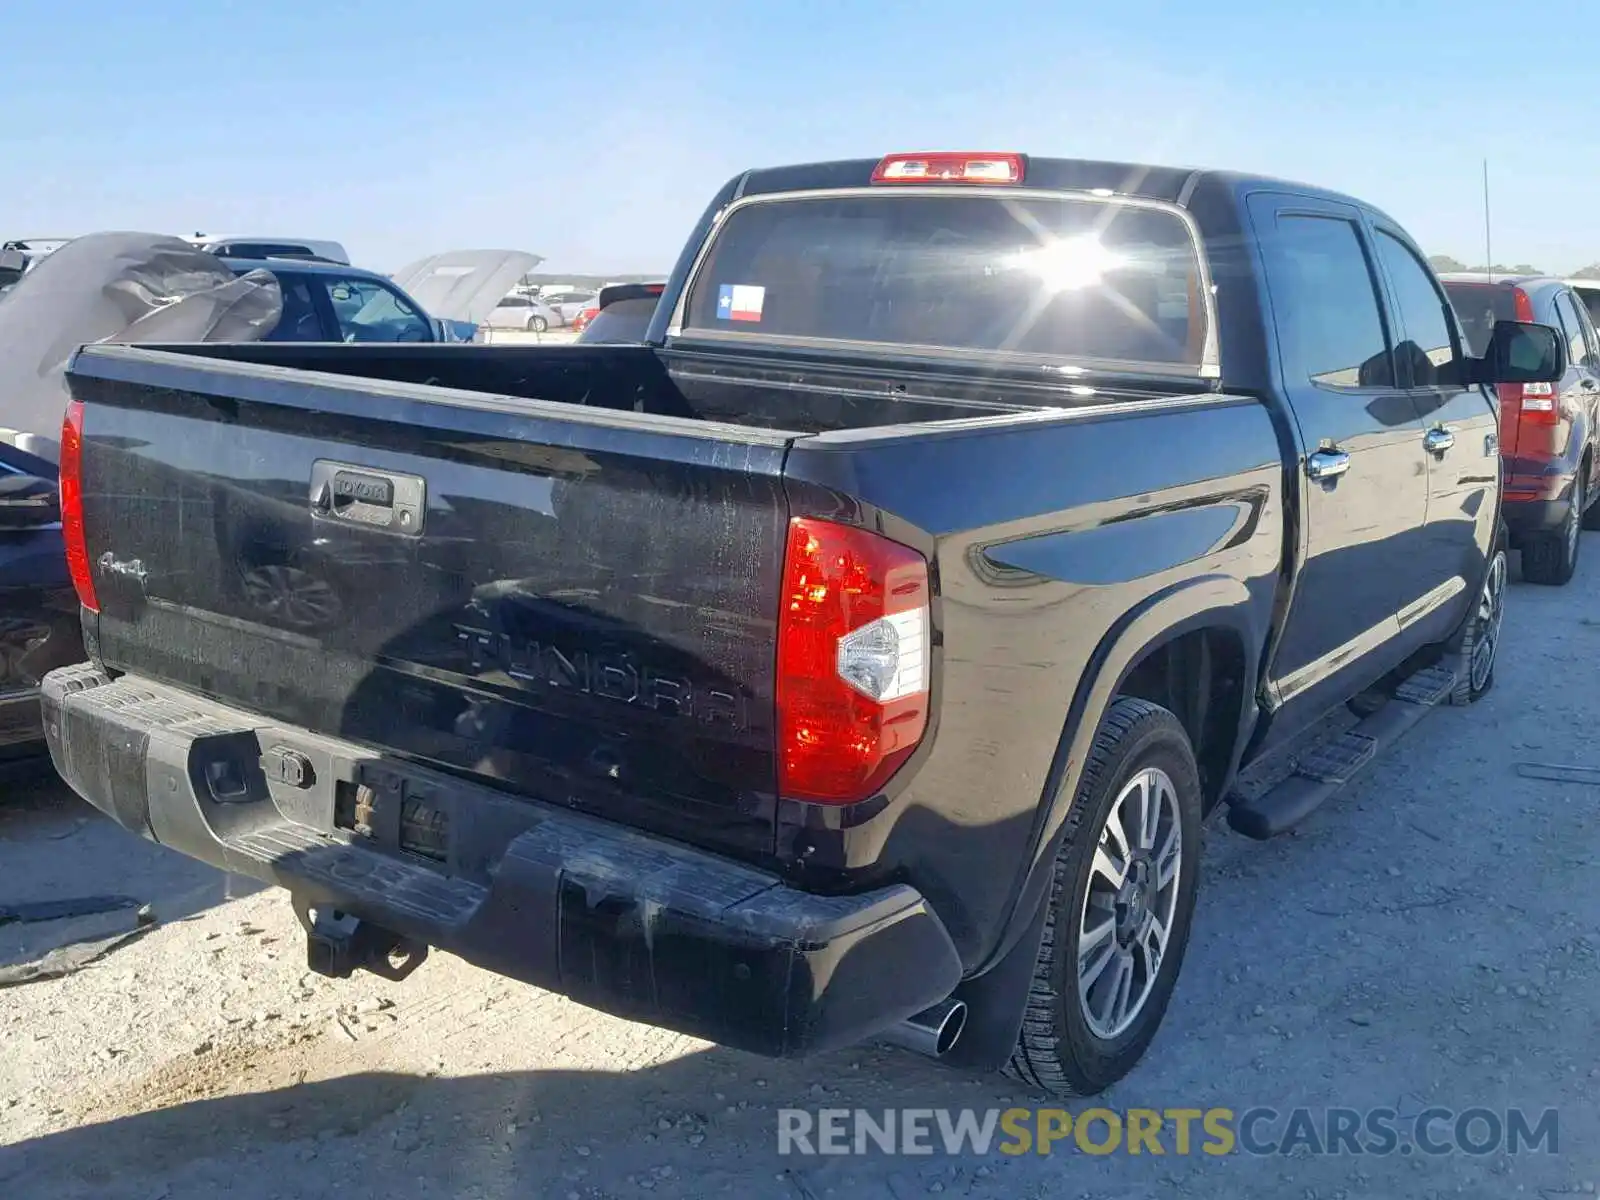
776,1106,1559,1158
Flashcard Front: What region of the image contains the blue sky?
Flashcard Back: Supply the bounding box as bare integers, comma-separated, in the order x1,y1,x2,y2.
6,0,1597,274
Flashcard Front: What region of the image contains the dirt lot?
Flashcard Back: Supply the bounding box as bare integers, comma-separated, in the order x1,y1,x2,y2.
3,549,1599,1199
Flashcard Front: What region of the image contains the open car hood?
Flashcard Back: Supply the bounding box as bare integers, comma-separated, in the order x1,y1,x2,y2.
0,231,282,461
387,249,544,326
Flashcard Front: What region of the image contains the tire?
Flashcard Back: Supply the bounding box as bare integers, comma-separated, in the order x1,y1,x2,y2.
529,316,548,333
1522,475,1581,586
1582,463,1600,531
1005,697,1203,1097
1448,537,1507,706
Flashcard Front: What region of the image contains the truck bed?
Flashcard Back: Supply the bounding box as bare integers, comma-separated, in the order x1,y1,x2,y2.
64,339,1266,893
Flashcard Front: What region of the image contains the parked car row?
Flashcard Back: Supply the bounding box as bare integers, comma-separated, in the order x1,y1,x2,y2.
37,151,1567,1104
484,288,606,332
1440,273,1600,586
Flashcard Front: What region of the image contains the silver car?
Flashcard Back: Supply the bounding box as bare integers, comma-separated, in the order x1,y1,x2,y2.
485,294,563,332
540,290,598,323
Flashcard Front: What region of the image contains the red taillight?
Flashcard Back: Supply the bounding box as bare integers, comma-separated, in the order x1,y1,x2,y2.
871,152,1024,186
59,399,98,613
776,518,931,805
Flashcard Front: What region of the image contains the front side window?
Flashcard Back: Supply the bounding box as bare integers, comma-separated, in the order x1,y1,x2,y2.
323,277,432,343
682,192,1210,369
1259,214,1392,388
1373,231,1459,387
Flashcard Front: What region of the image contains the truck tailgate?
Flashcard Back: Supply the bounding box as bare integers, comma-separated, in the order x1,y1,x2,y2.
66,345,792,862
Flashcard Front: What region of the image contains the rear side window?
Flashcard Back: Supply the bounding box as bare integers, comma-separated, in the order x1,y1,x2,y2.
1554,291,1595,369
1259,215,1391,388
1572,291,1600,366
1572,285,1600,329
1373,231,1460,387
682,193,1210,369
264,274,330,341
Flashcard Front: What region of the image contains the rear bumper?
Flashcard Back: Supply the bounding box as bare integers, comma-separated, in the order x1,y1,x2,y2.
1502,495,1570,536
1502,458,1578,534
41,665,962,1058
1502,466,1577,537
1497,492,1574,540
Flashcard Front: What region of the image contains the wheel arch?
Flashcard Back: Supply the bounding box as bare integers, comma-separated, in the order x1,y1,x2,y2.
972,575,1265,983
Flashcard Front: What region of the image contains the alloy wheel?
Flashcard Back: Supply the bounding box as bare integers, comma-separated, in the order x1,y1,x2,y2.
1077,766,1183,1040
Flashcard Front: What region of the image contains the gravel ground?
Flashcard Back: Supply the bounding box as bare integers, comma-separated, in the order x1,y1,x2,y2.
3,548,1599,1199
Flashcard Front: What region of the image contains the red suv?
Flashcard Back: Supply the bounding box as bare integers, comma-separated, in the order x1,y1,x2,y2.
1442,274,1600,585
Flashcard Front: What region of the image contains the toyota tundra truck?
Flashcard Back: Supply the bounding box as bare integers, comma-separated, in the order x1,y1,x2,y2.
42,152,1562,1095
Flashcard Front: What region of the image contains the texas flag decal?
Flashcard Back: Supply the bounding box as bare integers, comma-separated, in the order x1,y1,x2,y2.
717,283,765,322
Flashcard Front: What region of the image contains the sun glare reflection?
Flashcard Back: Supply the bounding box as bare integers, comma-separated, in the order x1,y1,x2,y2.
1009,235,1126,293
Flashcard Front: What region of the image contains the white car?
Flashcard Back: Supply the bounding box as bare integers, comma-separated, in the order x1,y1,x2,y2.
541,290,598,323
186,235,351,265
484,294,563,332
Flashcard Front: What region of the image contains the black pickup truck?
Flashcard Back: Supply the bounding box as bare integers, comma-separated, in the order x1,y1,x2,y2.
43,152,1562,1095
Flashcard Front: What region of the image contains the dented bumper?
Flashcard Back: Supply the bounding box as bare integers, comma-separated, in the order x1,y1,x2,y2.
41,664,963,1057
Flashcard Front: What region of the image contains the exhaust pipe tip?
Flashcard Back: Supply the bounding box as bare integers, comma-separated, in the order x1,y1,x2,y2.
880,997,968,1059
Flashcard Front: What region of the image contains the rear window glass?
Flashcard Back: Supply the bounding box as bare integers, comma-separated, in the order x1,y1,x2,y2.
682,193,1209,368
218,242,319,260
1442,282,1518,357
578,297,658,343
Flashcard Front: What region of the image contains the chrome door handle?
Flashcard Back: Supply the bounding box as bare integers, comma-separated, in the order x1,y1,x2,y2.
1306,449,1351,481
1423,426,1456,454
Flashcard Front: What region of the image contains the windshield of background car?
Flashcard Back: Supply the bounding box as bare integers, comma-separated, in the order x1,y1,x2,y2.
681,192,1210,368
1441,281,1519,357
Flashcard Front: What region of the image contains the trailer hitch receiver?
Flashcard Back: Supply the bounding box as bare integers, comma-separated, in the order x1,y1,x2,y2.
292,899,429,982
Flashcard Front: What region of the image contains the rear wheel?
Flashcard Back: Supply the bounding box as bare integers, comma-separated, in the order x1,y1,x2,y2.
529,315,548,333
1582,462,1600,530
1522,476,1582,586
1005,697,1202,1097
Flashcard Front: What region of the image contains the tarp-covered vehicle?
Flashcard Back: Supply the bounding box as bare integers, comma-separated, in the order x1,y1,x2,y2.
0,232,282,764
0,237,544,763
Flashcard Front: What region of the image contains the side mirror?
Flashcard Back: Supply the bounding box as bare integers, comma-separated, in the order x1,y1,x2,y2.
1474,320,1566,386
